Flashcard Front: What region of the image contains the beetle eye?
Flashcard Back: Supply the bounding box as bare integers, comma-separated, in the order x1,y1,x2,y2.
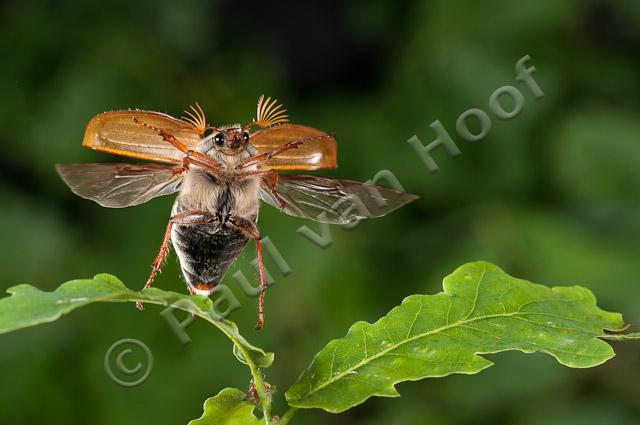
214,133,226,146
242,132,250,142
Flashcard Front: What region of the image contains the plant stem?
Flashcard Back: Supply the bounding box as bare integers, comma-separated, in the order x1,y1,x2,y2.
278,407,299,424
246,353,273,425
227,338,271,424
199,314,273,423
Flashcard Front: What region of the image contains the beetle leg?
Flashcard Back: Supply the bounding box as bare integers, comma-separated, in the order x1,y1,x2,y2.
136,210,217,310
234,169,286,209
234,169,272,179
132,117,225,176
264,171,286,209
236,140,304,169
228,216,268,329
132,116,190,153
185,151,226,177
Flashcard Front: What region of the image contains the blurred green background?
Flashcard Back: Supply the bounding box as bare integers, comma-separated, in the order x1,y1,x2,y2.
1,0,640,424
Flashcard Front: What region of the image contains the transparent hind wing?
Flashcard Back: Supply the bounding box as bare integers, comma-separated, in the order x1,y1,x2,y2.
56,163,183,208
260,174,418,224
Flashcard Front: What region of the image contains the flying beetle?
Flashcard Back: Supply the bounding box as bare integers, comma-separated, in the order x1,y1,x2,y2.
56,96,418,329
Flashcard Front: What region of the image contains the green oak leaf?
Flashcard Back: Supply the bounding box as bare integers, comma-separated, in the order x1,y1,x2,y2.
0,273,273,368
187,388,262,425
286,261,639,413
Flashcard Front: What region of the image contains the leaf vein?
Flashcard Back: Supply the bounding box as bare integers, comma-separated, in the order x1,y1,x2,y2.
306,310,599,396
463,263,486,320
406,298,424,339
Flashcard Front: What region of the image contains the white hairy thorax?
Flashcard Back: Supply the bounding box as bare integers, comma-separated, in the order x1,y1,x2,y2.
178,139,262,219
